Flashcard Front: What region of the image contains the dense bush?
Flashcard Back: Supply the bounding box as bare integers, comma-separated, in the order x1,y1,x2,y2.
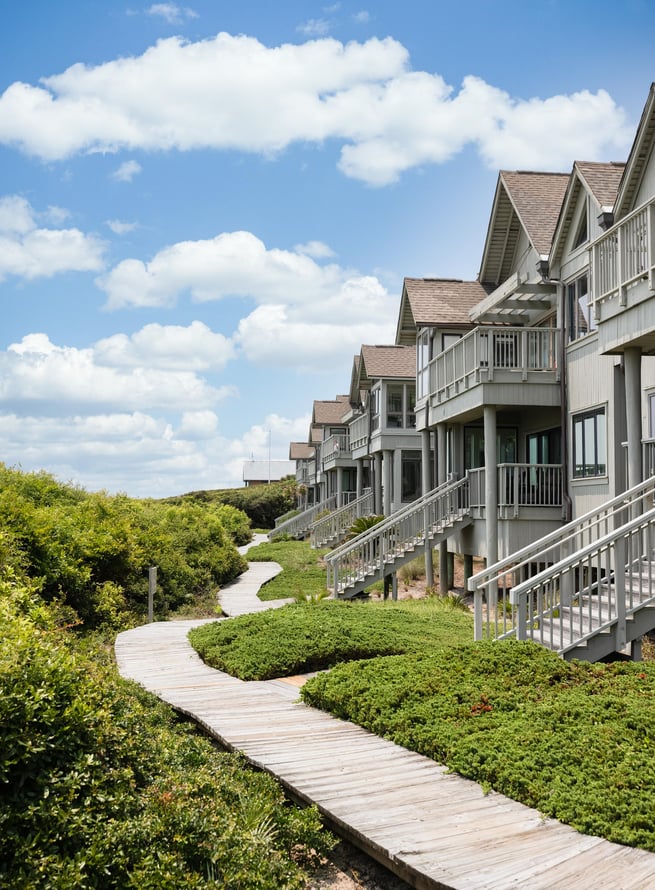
301,641,655,852
0,579,333,888
189,598,473,680
0,465,247,628
170,478,297,529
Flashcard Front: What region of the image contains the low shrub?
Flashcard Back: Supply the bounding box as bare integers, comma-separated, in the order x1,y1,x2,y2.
189,598,473,680
0,581,334,887
301,641,655,852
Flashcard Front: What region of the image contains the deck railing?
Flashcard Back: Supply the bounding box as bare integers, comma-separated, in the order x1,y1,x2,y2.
310,489,374,549
428,326,559,404
470,475,655,642
321,432,351,467
591,197,655,309
349,413,370,451
326,477,469,596
509,506,655,655
269,495,338,541
468,464,562,513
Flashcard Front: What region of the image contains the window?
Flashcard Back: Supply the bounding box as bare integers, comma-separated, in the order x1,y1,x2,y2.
572,408,606,477
386,384,416,429
401,451,421,501
573,206,588,249
567,275,596,342
387,385,403,427
464,427,517,470
370,387,381,431
417,329,431,400
527,428,561,465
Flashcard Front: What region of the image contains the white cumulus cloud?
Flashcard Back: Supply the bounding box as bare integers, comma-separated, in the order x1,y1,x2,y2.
0,195,104,281
106,219,138,234
0,33,631,182
148,4,198,24
112,160,142,182
1,331,234,412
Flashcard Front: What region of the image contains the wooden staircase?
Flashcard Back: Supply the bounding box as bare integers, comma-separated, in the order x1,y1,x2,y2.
310,490,374,549
326,477,472,599
269,495,337,541
470,477,655,661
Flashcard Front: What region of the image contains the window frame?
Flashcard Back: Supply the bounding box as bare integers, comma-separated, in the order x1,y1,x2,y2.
572,407,607,478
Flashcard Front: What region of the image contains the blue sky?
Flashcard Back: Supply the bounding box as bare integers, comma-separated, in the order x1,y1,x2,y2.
0,0,652,497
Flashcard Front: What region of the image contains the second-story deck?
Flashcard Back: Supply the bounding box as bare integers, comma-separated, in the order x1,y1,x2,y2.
591,196,655,354
423,325,561,424
321,432,353,470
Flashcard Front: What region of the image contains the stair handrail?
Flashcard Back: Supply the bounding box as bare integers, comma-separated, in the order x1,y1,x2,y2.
469,475,655,593
325,478,453,563
508,506,655,605
310,489,374,548
269,494,338,540
325,476,470,596
506,505,655,652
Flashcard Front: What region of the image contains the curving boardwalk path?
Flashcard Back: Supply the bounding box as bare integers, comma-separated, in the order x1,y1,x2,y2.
115,539,655,889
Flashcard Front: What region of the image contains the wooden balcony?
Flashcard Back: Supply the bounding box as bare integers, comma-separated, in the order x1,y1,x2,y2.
468,463,563,518
425,326,560,423
321,432,352,470
591,197,655,353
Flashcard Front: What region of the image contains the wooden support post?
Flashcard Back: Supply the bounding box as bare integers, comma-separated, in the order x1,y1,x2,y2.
148,566,157,623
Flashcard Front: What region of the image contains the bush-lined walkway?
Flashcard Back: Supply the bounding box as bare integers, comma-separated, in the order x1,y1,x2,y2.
115,547,655,889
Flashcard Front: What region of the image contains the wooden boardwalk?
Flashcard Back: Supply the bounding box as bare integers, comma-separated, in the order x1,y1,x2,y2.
115,552,655,889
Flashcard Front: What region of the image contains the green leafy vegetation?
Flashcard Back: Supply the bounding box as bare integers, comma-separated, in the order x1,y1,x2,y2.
0,464,248,628
189,598,474,680
0,467,335,887
301,641,655,851
245,539,330,601
0,579,333,888
167,478,297,530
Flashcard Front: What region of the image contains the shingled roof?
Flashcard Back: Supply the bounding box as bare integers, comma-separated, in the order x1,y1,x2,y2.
551,161,625,266
360,345,416,380
312,395,350,426
480,171,569,286
396,278,490,344
289,442,314,460
576,161,625,209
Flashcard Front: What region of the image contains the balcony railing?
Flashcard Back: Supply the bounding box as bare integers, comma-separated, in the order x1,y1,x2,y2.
591,198,655,309
321,433,351,468
349,413,370,451
468,464,562,514
428,326,559,404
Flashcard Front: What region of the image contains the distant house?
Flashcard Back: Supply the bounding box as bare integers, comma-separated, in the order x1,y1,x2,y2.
242,460,295,487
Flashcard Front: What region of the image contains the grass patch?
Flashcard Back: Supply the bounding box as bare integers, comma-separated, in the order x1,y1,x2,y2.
245,540,330,602
301,640,655,852
189,598,473,680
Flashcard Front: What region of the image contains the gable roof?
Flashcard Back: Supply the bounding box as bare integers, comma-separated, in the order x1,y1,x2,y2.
479,171,569,286
396,278,490,344
576,161,625,209
312,395,350,426
360,345,416,380
550,161,625,266
614,82,655,220
289,441,314,460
